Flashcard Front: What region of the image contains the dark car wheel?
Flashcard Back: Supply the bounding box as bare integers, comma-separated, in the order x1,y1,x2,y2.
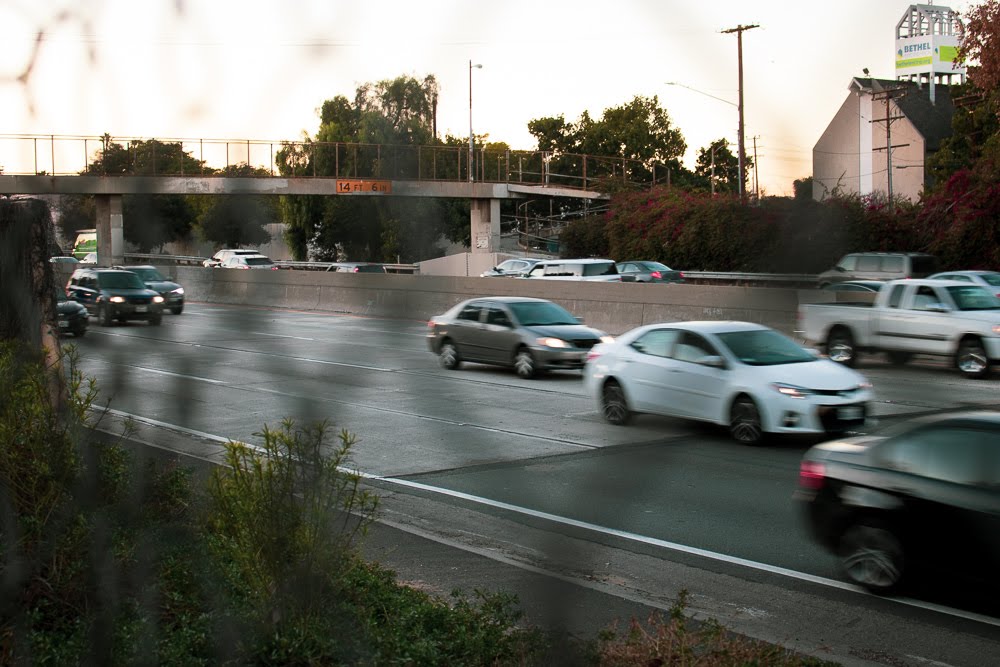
99,304,114,326
513,347,537,379
601,380,630,425
826,327,856,367
956,336,990,379
729,395,764,445
170,306,184,315
839,521,905,594
439,341,461,370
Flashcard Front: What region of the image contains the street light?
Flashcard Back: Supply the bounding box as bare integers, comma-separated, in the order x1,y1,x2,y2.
469,60,482,183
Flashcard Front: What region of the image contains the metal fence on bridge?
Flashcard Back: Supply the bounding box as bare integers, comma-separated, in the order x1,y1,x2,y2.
1,134,671,192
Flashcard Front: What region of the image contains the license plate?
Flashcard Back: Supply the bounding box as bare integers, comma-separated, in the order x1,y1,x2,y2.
838,406,863,420
135,305,147,313
58,320,69,328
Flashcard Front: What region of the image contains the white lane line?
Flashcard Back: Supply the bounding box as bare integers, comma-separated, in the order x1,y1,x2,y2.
121,365,227,384
101,410,1000,628
250,331,317,341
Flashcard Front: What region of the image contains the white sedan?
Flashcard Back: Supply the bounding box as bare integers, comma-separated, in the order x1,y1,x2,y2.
583,321,874,445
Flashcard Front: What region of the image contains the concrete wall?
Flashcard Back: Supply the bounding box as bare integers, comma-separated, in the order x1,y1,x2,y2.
169,266,845,337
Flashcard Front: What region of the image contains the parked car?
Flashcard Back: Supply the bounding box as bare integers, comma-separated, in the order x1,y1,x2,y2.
521,258,621,282
219,254,278,270
54,287,88,337
326,262,387,273
66,267,164,326
928,270,1000,297
816,252,939,287
796,410,1000,594
615,260,684,283
798,278,1000,378
203,248,260,268
427,296,613,378
481,258,543,278
821,280,885,293
583,321,873,445
115,265,185,314
49,255,80,265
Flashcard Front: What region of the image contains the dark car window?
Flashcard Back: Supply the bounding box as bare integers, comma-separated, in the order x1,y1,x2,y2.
245,257,274,266
457,303,484,322
715,329,814,366
507,301,577,326
945,285,1000,311
128,267,166,281
980,273,1000,287
617,263,638,273
910,286,940,311
582,262,618,276
838,255,858,270
485,306,512,327
630,328,680,358
877,425,996,486
98,273,145,289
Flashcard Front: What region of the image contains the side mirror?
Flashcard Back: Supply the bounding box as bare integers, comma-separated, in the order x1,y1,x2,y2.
697,355,726,368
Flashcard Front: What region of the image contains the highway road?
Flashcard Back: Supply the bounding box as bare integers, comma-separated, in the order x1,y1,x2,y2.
67,302,1000,666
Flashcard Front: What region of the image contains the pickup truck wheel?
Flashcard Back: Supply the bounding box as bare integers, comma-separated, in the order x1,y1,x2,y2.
956,337,990,379
826,328,856,367
886,351,912,366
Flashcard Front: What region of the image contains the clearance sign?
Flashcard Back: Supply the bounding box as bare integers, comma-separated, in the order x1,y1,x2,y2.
336,179,392,194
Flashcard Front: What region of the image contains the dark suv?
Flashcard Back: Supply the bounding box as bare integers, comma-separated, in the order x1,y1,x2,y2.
115,265,185,314
796,411,1000,594
66,268,164,326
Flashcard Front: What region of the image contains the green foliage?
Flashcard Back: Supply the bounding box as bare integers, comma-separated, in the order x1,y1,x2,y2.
193,165,278,249
207,419,379,625
694,139,744,194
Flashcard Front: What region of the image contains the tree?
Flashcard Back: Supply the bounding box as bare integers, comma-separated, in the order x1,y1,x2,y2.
277,74,457,261
528,95,689,186
694,139,741,194
194,164,277,249
959,0,1000,94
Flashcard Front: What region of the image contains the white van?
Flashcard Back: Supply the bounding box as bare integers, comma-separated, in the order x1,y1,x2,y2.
72,229,97,260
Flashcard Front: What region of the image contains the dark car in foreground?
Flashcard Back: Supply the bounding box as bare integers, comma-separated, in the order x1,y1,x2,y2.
615,260,684,283
427,296,613,378
66,268,164,326
55,288,88,337
116,265,185,314
796,411,1000,594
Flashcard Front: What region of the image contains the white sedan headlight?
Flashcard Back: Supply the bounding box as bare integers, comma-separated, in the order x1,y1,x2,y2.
772,383,813,399
600,335,615,344
537,337,569,348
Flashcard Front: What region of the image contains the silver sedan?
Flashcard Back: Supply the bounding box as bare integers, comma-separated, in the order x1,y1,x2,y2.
427,296,613,378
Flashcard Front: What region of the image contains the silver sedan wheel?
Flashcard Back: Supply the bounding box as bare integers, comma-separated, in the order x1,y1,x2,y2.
514,349,536,379
439,342,461,370
839,524,904,594
729,396,763,445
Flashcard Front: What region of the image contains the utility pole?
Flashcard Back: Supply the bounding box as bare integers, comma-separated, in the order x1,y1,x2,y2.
722,23,758,200
752,135,759,201
871,83,908,202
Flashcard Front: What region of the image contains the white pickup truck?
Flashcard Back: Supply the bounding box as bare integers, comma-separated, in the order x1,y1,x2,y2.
798,278,1000,379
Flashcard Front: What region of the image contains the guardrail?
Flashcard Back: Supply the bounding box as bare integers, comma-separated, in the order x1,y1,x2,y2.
123,253,419,274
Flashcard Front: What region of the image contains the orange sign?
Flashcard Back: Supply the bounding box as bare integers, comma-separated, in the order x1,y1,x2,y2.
336,179,392,194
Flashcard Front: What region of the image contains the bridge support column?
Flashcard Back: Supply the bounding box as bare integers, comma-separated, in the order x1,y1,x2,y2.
470,198,500,253
94,194,124,266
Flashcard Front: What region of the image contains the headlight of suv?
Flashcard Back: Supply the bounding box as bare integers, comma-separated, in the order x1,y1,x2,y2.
537,337,569,348
772,383,814,399
153,296,165,304
109,296,125,303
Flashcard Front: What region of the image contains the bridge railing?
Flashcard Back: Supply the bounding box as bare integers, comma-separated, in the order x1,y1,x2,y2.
1,134,669,192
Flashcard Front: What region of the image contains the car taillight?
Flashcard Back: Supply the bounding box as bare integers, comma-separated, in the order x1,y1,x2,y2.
427,320,437,330
352,267,360,273
798,460,825,490
678,272,684,279
585,348,602,363
651,271,662,279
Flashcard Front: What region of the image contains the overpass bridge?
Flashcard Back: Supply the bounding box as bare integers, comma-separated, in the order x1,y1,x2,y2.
0,135,663,264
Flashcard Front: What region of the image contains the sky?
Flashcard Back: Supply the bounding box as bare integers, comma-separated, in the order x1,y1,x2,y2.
1,0,976,196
